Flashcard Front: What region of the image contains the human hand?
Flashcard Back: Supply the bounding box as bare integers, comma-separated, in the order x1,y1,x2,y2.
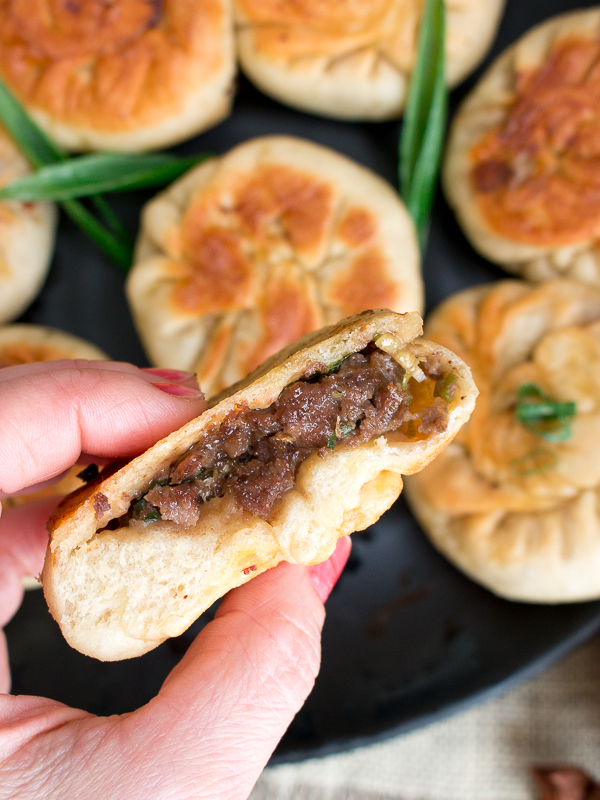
0,361,351,800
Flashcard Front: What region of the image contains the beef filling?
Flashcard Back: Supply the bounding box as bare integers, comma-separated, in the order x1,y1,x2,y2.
132,348,452,526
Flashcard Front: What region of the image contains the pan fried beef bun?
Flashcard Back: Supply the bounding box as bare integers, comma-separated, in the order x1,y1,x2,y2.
445,9,600,287
405,279,600,602
0,324,107,589
128,135,423,399
0,126,57,324
0,0,234,152
234,0,505,120
42,309,477,661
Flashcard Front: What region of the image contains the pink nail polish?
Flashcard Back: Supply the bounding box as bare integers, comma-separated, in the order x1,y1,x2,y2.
307,536,352,603
142,368,197,383
152,382,203,398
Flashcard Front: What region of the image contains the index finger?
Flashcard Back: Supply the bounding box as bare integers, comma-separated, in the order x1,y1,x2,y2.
0,364,207,494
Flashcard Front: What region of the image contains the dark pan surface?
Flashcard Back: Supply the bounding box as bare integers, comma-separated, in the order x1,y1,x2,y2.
6,0,600,763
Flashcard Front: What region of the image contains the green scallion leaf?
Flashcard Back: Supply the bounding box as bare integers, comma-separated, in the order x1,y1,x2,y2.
61,199,133,270
0,76,66,168
326,433,337,450
0,152,210,201
514,383,576,443
399,0,447,249
0,75,134,268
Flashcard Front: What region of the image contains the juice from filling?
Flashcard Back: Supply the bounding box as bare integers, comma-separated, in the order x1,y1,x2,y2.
470,37,600,247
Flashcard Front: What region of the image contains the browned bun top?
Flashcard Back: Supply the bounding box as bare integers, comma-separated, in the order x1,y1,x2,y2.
128,135,422,398
234,0,506,120
443,8,600,287
470,35,600,248
0,0,233,147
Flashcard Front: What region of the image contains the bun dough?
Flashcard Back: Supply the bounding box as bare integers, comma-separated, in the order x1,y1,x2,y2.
42,309,477,660
445,9,600,287
128,135,423,398
0,0,235,152
0,324,107,589
0,126,57,324
234,0,505,120
405,279,600,602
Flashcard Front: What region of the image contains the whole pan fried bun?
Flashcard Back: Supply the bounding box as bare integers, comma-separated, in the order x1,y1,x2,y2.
0,0,235,152
405,279,600,603
234,0,505,120
0,323,108,589
0,323,108,367
0,126,57,324
42,309,477,661
128,135,423,399
445,8,600,287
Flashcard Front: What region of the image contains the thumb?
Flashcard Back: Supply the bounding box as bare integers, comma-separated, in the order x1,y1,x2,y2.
129,539,350,799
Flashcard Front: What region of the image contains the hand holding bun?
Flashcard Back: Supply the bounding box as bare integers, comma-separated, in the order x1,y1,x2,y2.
0,0,235,152
0,359,347,800
406,279,600,602
128,135,423,399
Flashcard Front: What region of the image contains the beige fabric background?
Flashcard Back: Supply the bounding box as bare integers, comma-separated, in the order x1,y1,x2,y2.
251,632,600,800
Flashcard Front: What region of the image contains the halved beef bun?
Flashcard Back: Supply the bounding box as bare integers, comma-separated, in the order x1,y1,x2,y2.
43,309,477,661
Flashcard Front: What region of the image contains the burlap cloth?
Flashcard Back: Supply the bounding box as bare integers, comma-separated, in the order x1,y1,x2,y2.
251,632,600,800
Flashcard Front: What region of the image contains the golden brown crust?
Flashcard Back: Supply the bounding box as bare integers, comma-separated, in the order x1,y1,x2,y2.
128,135,422,398
444,9,600,287
42,309,477,660
234,0,505,120
405,279,600,602
0,0,235,151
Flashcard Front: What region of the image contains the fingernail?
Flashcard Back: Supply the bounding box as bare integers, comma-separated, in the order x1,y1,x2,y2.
307,536,352,603
142,368,197,383
152,382,204,398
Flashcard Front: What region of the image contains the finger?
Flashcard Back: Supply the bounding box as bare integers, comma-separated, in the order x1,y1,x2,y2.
0,498,57,605
0,366,206,493
129,562,325,799
0,359,147,383
307,536,352,602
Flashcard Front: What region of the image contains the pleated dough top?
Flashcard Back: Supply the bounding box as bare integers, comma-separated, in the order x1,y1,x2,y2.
0,0,235,152
234,0,505,119
128,135,422,398
445,9,600,287
405,279,600,602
